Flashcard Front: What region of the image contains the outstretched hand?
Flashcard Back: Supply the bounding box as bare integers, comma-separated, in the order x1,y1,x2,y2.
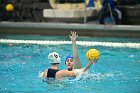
69,31,78,42
88,58,98,65
93,58,99,62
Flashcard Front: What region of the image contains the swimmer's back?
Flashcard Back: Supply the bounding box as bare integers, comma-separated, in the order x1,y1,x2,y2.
47,68,59,78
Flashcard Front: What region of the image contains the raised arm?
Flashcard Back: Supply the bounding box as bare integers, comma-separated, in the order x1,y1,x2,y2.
69,31,82,69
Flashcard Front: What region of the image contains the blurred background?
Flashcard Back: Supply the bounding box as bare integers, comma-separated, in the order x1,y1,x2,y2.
0,0,140,25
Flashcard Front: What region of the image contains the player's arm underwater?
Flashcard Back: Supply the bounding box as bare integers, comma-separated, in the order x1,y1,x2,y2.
69,31,82,69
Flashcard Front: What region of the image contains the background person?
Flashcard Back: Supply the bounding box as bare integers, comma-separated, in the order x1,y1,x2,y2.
98,0,121,24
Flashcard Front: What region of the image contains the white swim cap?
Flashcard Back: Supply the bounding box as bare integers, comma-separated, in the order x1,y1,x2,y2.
48,52,61,64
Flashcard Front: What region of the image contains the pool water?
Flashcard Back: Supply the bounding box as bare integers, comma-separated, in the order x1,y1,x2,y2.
0,35,140,93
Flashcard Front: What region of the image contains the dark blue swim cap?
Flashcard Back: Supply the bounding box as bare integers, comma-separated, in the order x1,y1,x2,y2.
66,55,74,60
65,55,74,64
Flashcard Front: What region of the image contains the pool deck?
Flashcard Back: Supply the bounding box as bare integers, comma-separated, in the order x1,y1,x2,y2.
0,22,140,38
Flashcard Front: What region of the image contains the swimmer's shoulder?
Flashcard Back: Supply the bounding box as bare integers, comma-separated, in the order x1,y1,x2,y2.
73,68,84,76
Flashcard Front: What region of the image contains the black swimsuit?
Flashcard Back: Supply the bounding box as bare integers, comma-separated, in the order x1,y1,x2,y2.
47,68,59,78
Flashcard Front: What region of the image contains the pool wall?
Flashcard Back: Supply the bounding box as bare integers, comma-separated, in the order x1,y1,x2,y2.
0,22,140,38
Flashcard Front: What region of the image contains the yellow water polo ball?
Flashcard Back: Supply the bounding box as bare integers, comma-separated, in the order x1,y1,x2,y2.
86,49,100,61
6,4,14,12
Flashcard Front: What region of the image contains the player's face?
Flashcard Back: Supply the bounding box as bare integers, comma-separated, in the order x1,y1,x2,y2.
65,58,74,69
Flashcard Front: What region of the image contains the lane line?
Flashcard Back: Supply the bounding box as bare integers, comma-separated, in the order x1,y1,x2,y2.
0,39,140,49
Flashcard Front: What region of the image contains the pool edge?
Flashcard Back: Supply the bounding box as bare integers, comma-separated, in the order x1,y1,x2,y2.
0,22,140,38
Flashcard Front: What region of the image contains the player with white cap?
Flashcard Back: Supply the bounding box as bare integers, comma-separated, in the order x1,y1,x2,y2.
42,52,61,79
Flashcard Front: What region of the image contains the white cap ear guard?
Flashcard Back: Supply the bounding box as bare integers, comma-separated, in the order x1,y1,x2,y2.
48,52,61,64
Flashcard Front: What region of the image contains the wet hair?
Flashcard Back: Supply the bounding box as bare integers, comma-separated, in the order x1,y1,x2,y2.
51,63,60,65
68,68,72,71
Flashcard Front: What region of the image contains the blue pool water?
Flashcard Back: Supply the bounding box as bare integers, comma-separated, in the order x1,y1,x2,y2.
0,35,140,93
